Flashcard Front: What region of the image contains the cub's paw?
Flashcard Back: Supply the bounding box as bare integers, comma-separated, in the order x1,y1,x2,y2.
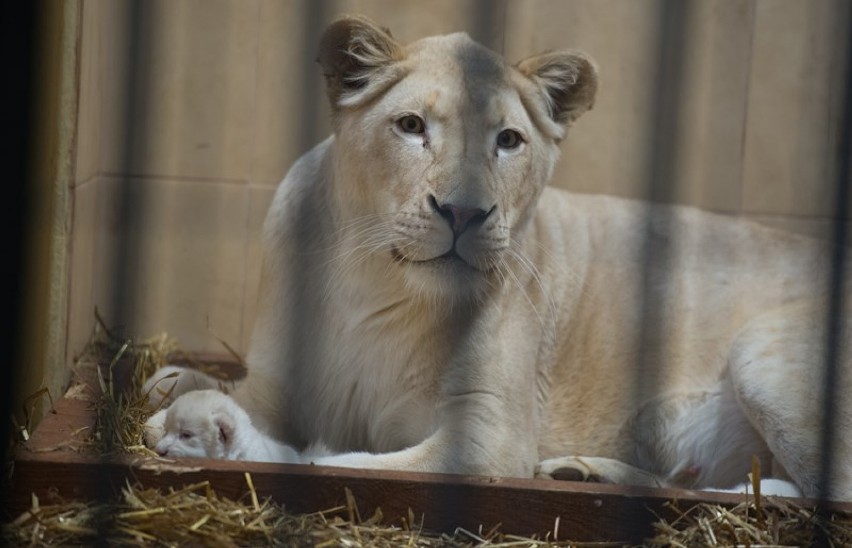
536,456,663,488
141,365,223,410
143,408,167,448
141,366,186,409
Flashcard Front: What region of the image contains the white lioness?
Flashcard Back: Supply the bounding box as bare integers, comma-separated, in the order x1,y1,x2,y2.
145,15,851,500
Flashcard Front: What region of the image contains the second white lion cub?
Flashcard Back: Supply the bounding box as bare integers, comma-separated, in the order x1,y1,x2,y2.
150,390,303,463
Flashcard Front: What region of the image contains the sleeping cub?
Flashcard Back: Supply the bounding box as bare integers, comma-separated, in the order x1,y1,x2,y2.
148,390,304,463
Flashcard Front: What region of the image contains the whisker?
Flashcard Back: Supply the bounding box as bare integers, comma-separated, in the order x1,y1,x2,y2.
505,243,564,331
321,218,401,297
502,250,547,329
522,237,584,290
296,213,392,256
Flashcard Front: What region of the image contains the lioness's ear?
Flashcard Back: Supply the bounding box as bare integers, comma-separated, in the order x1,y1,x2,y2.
317,15,405,110
516,50,598,126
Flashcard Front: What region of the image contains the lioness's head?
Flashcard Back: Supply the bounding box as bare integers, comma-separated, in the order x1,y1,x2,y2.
318,16,597,301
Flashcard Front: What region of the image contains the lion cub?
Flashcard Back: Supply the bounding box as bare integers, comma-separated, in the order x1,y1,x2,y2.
149,390,302,463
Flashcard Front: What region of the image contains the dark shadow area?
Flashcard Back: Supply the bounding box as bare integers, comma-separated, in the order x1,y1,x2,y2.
0,0,39,520
95,1,153,544
818,0,852,507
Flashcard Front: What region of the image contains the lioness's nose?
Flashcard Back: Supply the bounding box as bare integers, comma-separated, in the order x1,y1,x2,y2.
430,196,492,236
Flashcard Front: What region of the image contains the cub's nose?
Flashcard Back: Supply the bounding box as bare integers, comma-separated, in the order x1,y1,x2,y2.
429,195,493,236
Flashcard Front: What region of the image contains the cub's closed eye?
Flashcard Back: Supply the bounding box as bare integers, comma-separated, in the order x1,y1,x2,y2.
179,431,194,440
496,129,523,149
397,115,425,134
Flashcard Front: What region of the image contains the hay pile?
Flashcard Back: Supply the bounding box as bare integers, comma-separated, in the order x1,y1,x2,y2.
74,311,239,457
646,458,852,546
7,480,852,548
5,316,852,546
78,313,175,456
8,475,557,547
648,497,852,547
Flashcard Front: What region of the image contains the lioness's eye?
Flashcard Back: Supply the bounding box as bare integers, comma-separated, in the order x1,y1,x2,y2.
397,115,425,134
496,129,523,149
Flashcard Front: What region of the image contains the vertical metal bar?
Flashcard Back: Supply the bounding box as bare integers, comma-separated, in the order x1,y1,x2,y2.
433,0,504,522
94,0,152,543
110,0,150,341
632,0,691,463
469,0,506,54
298,0,330,155
817,3,852,505
279,0,327,457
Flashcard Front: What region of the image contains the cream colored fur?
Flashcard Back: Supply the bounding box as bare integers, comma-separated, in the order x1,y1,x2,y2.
144,15,851,500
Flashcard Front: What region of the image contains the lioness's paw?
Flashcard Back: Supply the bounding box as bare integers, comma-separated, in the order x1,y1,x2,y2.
536,456,605,482
143,408,167,448
536,456,663,488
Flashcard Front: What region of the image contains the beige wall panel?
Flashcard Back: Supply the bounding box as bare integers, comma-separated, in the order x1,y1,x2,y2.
100,0,260,181
506,1,755,212
74,0,102,185
67,180,98,359
240,186,276,351
741,0,850,216
94,0,131,181
338,0,506,50
92,178,250,351
670,1,754,212
251,1,333,186
505,0,658,199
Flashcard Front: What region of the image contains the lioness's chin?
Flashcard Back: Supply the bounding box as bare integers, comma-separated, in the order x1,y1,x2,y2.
397,254,495,301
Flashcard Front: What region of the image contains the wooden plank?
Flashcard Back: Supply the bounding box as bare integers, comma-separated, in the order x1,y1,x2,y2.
3,450,699,542
13,448,852,542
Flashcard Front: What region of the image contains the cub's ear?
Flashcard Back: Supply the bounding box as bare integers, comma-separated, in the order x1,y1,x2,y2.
317,15,405,110
213,412,236,449
516,50,598,126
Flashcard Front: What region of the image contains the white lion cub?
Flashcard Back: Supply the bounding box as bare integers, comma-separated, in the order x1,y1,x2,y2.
149,390,302,463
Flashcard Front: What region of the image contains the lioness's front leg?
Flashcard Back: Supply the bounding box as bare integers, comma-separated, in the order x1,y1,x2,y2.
312,378,540,477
